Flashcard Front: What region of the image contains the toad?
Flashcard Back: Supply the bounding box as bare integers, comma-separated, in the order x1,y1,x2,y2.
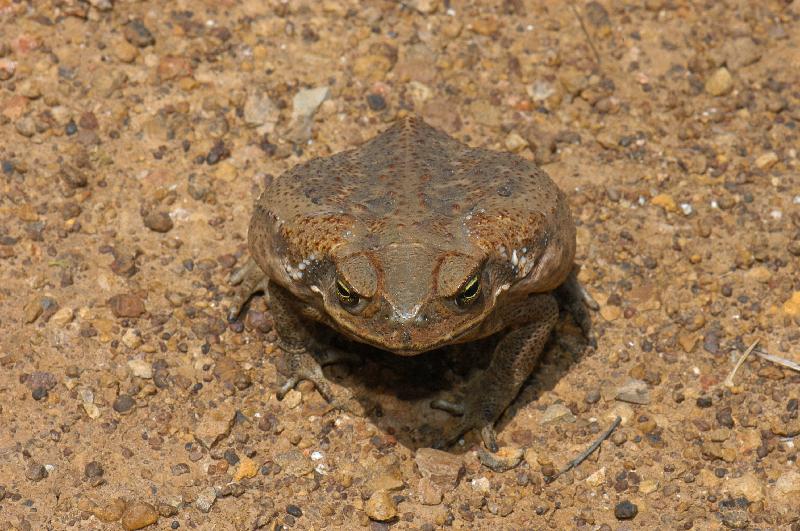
229,116,596,451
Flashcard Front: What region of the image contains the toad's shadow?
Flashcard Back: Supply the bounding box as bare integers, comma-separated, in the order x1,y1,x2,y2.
278,315,592,453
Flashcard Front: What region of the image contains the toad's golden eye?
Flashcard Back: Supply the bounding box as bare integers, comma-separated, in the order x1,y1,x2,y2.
456,274,481,307
336,279,360,307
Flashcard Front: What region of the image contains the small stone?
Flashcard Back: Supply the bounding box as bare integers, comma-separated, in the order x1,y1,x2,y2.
128,359,153,379
286,504,303,517
365,490,397,522
783,292,800,318
113,394,135,414
405,0,439,14
121,502,159,530
775,471,800,496
754,152,779,170
478,446,524,472
15,116,36,137
25,462,48,482
108,293,146,318
599,305,622,321
539,403,576,424
194,405,236,449
504,132,528,152
614,500,638,520
194,487,217,513
157,55,192,81
615,379,651,405
84,461,104,478
124,19,155,48
83,403,101,419
122,328,143,349
651,193,678,213
233,457,258,481
143,211,173,233
32,387,48,401
366,93,386,111
725,472,765,502
414,448,463,488
0,58,16,80
417,477,443,505
243,89,278,127
273,449,314,476
113,39,138,63
291,86,330,123
470,476,491,494
23,297,44,323
282,389,302,409
93,498,127,522
705,67,733,96
586,467,606,487
722,37,761,71
50,307,74,326
471,15,500,36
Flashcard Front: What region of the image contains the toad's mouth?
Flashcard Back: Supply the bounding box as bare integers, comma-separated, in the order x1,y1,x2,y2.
331,317,482,356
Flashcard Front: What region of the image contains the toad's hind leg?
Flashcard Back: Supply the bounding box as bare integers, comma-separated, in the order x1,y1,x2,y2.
269,282,364,415
555,265,598,348
227,258,270,322
431,293,559,451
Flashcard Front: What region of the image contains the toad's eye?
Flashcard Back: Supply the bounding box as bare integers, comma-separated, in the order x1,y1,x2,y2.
456,274,481,307
336,279,360,307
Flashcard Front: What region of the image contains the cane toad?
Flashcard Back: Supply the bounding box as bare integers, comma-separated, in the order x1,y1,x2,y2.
230,116,596,450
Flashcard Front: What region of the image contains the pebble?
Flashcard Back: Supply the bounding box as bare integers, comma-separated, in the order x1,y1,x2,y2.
775,471,800,496
121,502,159,530
113,394,135,414
93,498,127,522
25,462,48,481
365,490,397,522
366,93,386,111
84,461,104,478
243,89,278,127
124,19,155,47
142,210,174,233
195,487,217,513
539,403,576,424
50,307,74,326
414,448,463,488
194,405,236,449
722,37,761,71
478,446,524,472
586,467,606,487
614,500,638,520
128,359,153,379
273,449,314,476
417,477,443,505
784,292,800,318
725,473,765,502
282,389,302,409
0,58,15,80
291,86,330,123
705,67,733,96
754,152,779,170
113,39,139,63
15,116,36,137
108,293,146,318
233,457,258,481
615,379,651,405
286,504,303,517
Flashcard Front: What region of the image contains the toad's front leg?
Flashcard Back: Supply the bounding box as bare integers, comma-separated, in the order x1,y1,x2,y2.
431,293,558,451
268,281,364,415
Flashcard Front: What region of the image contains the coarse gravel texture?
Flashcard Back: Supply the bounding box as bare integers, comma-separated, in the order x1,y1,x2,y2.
1,0,800,530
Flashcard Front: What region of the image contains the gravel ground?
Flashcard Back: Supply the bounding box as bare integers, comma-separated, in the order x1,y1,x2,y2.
1,1,800,530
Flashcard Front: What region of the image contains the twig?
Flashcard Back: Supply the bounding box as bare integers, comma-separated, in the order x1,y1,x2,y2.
569,3,602,65
545,415,621,484
754,349,800,373
724,339,760,387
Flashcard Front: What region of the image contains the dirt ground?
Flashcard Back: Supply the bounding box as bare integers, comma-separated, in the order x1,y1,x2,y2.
1,0,800,529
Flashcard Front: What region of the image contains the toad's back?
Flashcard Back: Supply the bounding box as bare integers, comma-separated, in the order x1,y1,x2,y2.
259,116,573,268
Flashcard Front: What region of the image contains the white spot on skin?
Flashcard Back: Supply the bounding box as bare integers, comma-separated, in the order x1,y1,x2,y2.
394,304,421,321
511,249,519,267
310,285,321,294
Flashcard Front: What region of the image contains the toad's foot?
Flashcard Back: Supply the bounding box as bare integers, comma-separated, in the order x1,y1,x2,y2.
277,345,365,416
227,258,269,322
556,265,599,348
431,294,559,452
431,396,500,452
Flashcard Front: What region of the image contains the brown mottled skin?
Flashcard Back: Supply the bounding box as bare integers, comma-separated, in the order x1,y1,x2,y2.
229,116,596,451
